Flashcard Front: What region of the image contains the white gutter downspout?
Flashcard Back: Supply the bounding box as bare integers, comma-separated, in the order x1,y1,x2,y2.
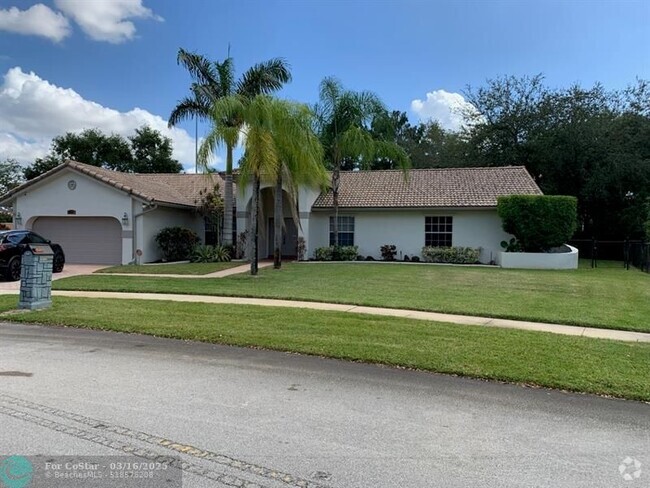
130,203,158,264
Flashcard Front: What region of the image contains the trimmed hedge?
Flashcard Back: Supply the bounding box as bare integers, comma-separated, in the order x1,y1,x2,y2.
497,195,578,252
155,227,200,261
422,246,480,264
313,245,358,261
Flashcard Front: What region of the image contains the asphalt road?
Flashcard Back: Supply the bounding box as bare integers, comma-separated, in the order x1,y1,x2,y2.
0,322,647,488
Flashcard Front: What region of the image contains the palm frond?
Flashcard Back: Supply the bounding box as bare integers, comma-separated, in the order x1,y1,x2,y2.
168,95,210,128
372,140,411,176
339,126,376,163
236,58,292,98
177,48,218,87
215,57,235,98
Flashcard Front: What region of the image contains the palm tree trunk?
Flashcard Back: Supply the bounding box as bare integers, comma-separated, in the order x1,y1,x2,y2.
332,164,340,247
251,176,260,275
223,145,234,247
273,173,283,269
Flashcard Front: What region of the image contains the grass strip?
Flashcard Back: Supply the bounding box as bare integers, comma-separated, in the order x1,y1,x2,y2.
1,295,648,401
56,261,650,332
95,262,241,275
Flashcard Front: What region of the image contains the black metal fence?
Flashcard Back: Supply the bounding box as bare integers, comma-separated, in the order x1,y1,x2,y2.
569,239,650,272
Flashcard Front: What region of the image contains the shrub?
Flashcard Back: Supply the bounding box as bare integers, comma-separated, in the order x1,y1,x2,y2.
411,255,420,262
223,245,235,259
314,245,358,261
497,195,578,252
190,245,231,263
422,246,481,264
380,244,397,261
338,245,358,261
314,246,333,261
155,227,200,261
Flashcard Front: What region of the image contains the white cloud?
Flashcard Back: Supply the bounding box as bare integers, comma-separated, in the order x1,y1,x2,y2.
0,67,202,171
0,4,71,42
411,89,479,132
54,0,162,44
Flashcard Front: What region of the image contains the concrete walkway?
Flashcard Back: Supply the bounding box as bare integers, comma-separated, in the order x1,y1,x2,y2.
2,261,646,342
44,289,650,343
97,261,273,279
0,264,107,291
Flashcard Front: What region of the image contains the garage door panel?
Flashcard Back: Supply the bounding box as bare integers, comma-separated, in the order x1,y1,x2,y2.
32,217,122,265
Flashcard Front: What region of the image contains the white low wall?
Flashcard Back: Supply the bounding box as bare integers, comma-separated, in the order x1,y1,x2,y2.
500,244,579,270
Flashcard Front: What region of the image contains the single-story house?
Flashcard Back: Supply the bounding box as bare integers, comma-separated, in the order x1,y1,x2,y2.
0,160,542,265
0,160,229,265
238,165,542,264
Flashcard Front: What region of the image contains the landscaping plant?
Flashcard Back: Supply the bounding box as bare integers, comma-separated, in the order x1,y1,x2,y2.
155,227,200,262
190,245,232,263
422,246,481,264
380,244,397,261
314,245,358,261
497,195,578,252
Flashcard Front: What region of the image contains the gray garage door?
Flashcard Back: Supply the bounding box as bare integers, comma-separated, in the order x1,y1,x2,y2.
32,217,122,265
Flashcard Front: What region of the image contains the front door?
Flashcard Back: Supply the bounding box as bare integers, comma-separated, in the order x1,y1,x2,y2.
268,218,298,257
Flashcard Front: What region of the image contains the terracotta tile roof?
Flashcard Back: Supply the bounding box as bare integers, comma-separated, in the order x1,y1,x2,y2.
312,166,542,209
0,160,233,208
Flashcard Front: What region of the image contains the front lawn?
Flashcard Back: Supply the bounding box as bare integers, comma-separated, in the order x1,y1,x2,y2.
55,261,650,332
0,295,648,401
95,262,241,275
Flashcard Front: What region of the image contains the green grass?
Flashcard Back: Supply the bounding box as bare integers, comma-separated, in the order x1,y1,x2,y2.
0,296,647,401
95,261,241,275
55,260,650,332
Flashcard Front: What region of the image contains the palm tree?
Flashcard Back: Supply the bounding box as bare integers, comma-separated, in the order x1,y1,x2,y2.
314,77,411,246
199,95,324,274
168,48,291,248
270,103,327,269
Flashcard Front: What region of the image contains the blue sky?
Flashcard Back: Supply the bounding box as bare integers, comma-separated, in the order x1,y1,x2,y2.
0,0,648,171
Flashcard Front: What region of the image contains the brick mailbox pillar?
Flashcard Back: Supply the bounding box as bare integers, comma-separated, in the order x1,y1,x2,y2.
18,244,54,310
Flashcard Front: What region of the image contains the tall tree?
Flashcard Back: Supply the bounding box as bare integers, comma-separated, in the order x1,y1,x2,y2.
0,158,24,194
371,112,469,168
128,126,182,173
314,77,410,246
49,128,133,171
23,126,182,179
270,102,326,269
23,155,60,181
0,158,24,220
199,95,323,275
169,48,291,248
461,75,650,239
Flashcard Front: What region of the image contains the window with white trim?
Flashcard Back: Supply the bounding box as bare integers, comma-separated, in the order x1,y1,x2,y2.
425,216,453,247
329,216,355,246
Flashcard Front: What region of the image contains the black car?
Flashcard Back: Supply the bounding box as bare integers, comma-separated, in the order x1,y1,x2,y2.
0,230,65,281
